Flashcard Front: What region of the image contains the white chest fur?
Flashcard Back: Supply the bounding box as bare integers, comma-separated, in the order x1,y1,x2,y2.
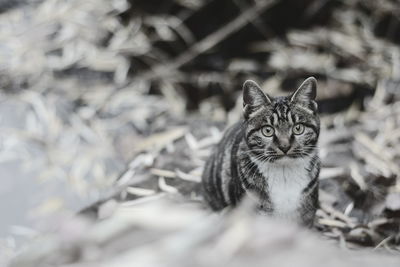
252,157,310,219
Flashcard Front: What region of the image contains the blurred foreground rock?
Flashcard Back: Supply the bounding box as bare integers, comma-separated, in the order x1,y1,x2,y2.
9,197,400,267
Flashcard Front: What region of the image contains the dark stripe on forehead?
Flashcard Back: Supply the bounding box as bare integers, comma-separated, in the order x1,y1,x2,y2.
285,107,292,122
282,104,288,120
272,102,292,123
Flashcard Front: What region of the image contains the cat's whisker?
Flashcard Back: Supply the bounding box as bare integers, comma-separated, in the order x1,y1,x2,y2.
243,149,265,152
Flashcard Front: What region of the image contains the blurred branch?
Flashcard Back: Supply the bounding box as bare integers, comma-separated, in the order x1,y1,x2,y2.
232,0,273,38
136,0,277,82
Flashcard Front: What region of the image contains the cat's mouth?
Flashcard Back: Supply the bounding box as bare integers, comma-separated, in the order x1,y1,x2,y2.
262,152,304,162
273,153,302,159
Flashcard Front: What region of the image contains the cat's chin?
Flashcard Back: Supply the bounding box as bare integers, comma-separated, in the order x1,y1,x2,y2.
273,156,292,164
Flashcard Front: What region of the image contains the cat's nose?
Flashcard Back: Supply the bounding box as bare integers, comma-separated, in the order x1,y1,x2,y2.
278,145,291,154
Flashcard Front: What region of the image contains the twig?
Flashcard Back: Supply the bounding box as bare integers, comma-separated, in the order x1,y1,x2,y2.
134,0,277,82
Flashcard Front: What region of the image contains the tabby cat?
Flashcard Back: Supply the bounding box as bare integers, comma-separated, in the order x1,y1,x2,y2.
202,77,320,226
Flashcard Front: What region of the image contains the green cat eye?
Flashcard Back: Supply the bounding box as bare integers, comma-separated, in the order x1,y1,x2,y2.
293,123,305,135
261,125,274,137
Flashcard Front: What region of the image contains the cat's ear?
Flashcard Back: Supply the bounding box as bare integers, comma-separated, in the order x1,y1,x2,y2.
243,80,271,119
290,77,317,104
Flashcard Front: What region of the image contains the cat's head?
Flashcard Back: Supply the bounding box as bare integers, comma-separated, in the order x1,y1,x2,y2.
242,77,320,163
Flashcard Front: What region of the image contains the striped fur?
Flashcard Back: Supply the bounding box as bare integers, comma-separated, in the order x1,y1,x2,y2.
202,77,320,226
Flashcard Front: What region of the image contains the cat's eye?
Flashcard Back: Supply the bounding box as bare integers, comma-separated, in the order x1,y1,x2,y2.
293,123,305,135
261,126,274,137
